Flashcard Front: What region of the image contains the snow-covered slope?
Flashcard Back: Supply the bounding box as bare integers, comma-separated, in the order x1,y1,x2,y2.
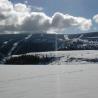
23,50,98,65
0,65,98,98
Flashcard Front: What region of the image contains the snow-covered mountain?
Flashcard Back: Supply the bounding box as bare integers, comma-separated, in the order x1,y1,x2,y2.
0,32,98,64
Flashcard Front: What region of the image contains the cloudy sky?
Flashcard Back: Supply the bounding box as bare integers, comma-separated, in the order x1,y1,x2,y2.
0,0,98,34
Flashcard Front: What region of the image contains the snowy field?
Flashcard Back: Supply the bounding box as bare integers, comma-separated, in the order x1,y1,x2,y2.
0,64,98,98
25,50,98,65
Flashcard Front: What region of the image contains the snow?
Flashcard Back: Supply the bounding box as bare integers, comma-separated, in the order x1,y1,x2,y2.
8,42,18,56
25,34,32,40
10,50,98,65
25,50,98,65
3,41,9,44
1,40,10,48
1,34,33,64
0,64,98,98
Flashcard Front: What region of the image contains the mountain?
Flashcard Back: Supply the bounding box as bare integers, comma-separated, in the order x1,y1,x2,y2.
0,32,98,64
68,32,98,41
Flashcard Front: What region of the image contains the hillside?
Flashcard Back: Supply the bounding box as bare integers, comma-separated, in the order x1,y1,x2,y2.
0,32,98,64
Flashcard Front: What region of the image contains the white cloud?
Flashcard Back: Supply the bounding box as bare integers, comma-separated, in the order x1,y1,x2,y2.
0,0,13,20
0,0,92,34
20,12,51,32
51,12,92,32
14,3,31,13
31,6,44,12
93,14,98,23
76,17,92,30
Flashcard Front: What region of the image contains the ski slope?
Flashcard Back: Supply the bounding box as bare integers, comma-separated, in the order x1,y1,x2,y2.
0,65,98,98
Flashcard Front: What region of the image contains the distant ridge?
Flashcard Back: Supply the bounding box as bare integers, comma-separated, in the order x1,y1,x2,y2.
0,32,98,63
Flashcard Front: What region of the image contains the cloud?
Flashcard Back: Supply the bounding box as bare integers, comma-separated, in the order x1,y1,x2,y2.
51,12,92,32
77,17,92,30
24,0,28,4
14,3,31,13
21,12,51,32
93,14,98,23
0,0,92,34
31,6,44,12
0,0,13,20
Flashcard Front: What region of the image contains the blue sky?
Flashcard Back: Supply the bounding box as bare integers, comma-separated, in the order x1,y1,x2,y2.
9,0,98,33
11,0,98,18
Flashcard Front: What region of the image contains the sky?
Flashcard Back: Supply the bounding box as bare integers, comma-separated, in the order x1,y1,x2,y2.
0,0,98,34
11,0,98,18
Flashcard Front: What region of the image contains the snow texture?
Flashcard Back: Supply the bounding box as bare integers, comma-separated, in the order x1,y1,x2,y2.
0,64,98,98
20,50,98,65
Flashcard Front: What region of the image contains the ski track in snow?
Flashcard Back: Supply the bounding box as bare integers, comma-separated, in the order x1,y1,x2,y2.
8,42,18,56
8,34,32,56
1,41,9,48
0,40,11,49
1,34,33,63
25,34,32,40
